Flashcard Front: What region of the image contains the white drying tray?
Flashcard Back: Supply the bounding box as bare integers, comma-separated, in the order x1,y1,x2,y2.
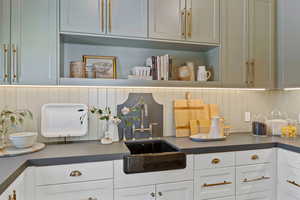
41,104,88,138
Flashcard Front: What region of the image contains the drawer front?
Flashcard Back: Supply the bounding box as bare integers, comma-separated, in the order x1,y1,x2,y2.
36,179,113,200
236,164,274,195
36,161,113,185
194,152,235,170
237,191,272,200
278,149,300,169
236,149,274,166
194,168,235,200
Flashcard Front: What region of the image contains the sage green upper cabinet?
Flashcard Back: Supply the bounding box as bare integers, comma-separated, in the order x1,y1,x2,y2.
0,0,11,84
149,0,186,41
249,0,275,88
221,0,249,87
108,0,148,38
186,0,220,44
60,0,106,34
277,0,300,88
221,0,275,88
10,0,58,85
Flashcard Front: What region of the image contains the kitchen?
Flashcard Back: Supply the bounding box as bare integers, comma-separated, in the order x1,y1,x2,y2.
1,0,300,200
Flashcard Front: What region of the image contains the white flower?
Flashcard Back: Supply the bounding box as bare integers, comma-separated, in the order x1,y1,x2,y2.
121,107,130,115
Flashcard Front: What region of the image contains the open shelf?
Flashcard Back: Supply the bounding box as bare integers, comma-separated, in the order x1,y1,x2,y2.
60,78,222,88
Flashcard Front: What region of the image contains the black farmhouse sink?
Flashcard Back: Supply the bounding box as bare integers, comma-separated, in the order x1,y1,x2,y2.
123,140,186,174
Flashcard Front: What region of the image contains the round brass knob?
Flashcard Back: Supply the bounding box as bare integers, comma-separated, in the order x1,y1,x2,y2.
69,170,82,177
211,158,221,164
251,155,259,160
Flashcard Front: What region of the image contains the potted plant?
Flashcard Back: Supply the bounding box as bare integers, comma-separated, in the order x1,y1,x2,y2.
0,109,33,149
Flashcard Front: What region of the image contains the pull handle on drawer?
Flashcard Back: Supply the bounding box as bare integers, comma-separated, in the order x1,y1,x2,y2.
211,158,221,164
251,155,259,160
12,190,16,200
202,181,232,187
287,180,300,188
69,170,82,177
243,176,270,183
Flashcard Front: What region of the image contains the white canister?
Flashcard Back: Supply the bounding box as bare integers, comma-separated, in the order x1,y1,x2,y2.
197,66,211,82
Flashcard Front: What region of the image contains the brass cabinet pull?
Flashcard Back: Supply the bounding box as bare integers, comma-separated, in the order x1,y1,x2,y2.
11,44,17,82
243,176,270,183
3,44,9,82
108,0,112,32
69,170,82,177
251,154,259,160
150,192,155,197
180,9,186,38
245,61,250,85
211,158,221,164
249,59,255,85
100,0,104,32
287,180,300,188
202,181,232,187
187,9,192,38
13,190,16,200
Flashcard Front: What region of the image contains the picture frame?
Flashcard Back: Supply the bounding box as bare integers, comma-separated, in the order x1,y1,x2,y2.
83,56,117,79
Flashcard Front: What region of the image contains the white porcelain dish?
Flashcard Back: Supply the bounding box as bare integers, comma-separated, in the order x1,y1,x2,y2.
41,104,88,138
9,132,37,149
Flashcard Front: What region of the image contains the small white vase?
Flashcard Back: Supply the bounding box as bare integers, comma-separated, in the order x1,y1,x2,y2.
209,116,221,138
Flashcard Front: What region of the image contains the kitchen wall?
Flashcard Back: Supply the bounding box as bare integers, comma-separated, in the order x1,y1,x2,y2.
0,86,278,142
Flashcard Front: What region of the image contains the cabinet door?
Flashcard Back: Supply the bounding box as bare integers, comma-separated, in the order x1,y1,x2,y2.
220,0,249,87
186,0,220,44
11,0,58,85
237,191,272,200
108,0,147,38
277,0,300,88
156,181,193,200
36,180,113,200
60,0,105,34
249,0,275,88
0,0,10,84
149,0,186,40
115,185,155,200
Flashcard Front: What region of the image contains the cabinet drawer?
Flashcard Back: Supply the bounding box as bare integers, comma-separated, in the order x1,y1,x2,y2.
194,168,235,200
278,149,300,169
236,164,273,195
237,191,272,200
194,152,235,170
36,179,113,200
236,149,274,166
36,161,113,186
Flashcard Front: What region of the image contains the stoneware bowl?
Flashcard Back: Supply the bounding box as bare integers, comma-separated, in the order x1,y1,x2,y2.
9,132,37,149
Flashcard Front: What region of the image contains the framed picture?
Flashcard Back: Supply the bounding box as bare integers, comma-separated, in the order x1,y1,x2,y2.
83,56,117,79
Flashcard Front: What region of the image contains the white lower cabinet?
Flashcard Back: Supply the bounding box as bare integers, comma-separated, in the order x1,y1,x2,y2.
236,191,272,200
36,179,113,200
115,181,193,200
0,173,24,200
194,168,235,200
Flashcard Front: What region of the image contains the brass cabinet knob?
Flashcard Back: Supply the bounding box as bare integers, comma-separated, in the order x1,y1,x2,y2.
158,192,163,196
251,155,259,160
150,192,155,197
211,158,221,164
69,170,82,177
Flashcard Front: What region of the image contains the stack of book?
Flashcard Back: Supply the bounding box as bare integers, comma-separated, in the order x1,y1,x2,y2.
150,55,173,81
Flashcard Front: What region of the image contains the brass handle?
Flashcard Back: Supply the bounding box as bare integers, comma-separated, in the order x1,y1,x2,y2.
69,170,82,177
250,59,255,85
100,0,104,32
202,181,232,187
251,154,259,160
245,61,250,85
243,176,270,183
13,190,16,200
11,44,17,82
3,44,9,81
187,9,192,38
108,0,112,33
287,180,300,188
158,192,163,196
150,192,155,197
181,9,186,38
211,158,221,164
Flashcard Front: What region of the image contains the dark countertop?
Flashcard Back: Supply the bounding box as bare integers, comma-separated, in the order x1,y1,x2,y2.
2,133,300,195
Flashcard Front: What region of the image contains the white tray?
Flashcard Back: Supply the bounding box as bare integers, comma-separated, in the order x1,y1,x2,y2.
0,143,46,157
190,134,226,142
41,104,88,138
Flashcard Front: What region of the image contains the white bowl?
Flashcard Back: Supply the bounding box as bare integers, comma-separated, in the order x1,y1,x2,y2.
9,132,37,149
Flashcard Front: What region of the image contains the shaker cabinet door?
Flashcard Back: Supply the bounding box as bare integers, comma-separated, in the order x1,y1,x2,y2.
186,0,220,44
149,0,186,41
108,0,147,38
11,0,58,85
0,0,11,84
221,0,249,87
115,185,156,200
156,181,193,200
249,0,275,88
60,0,105,35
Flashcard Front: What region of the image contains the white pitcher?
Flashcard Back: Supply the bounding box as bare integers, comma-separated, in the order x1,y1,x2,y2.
209,116,221,138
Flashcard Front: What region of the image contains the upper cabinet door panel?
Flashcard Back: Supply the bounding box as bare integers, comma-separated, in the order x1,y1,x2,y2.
249,0,275,88
149,0,186,41
0,0,11,84
187,0,220,44
108,0,147,38
221,0,249,87
60,0,105,34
